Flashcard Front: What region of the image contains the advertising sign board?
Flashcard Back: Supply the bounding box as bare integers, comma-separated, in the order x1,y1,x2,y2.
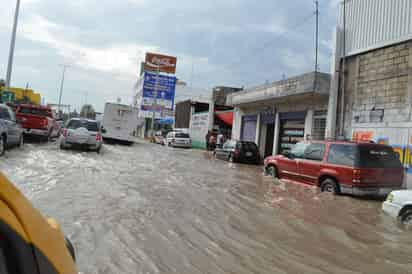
140,71,177,113
144,53,177,74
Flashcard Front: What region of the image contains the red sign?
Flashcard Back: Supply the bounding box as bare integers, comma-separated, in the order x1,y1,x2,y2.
352,131,374,142
144,52,177,74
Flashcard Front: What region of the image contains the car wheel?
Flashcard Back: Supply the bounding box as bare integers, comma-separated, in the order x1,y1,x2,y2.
267,166,277,179
321,178,340,194
18,134,24,148
400,209,412,225
0,136,5,156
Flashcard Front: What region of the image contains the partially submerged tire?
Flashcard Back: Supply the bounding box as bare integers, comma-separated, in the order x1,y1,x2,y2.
321,178,340,194
0,136,5,156
267,166,277,179
400,209,412,226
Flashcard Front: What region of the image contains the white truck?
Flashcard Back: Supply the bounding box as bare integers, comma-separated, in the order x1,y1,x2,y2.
101,103,142,144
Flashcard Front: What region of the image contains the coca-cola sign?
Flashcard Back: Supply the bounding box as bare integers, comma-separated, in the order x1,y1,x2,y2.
144,52,177,74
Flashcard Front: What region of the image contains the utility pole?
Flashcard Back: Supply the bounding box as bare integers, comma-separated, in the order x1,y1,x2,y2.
339,0,347,137
314,0,319,91
5,0,21,88
58,64,70,116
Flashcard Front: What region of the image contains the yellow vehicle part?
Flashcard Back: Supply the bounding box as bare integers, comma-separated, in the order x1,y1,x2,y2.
0,173,77,274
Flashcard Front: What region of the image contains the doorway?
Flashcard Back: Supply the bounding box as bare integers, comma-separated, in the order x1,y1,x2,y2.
264,123,275,157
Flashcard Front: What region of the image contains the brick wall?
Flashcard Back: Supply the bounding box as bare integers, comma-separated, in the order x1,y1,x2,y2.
341,41,412,135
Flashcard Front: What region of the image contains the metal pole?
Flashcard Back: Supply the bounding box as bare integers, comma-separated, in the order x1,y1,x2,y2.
150,67,160,137
314,0,319,91
5,0,21,88
58,65,68,115
339,0,347,137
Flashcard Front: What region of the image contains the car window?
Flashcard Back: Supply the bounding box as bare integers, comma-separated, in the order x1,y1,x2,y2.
0,108,11,120
290,142,309,158
18,107,51,117
327,144,357,167
358,146,402,168
175,133,190,138
303,143,326,161
67,120,98,131
242,142,258,153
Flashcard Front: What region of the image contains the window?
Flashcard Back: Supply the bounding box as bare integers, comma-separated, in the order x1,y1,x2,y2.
327,144,357,167
67,120,99,131
175,133,190,138
304,143,326,161
19,107,51,117
289,142,309,158
241,142,258,153
358,146,402,168
312,110,327,140
0,108,11,120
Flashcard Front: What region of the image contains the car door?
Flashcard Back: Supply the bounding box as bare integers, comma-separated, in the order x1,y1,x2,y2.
298,143,326,184
277,142,308,180
0,107,18,145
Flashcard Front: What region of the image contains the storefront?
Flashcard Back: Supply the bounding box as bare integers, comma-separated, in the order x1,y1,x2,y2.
278,111,306,154
227,71,331,158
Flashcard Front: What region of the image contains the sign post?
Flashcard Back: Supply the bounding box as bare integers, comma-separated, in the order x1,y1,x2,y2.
143,53,177,137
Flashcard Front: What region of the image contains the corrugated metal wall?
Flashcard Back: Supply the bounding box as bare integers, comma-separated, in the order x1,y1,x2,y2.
339,0,412,56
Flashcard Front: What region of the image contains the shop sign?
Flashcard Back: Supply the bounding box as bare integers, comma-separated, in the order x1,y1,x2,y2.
352,131,374,141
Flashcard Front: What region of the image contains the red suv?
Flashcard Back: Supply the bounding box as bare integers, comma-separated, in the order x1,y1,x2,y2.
264,141,405,196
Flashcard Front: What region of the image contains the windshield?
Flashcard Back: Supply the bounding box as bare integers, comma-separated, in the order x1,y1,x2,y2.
67,120,99,132
175,133,190,138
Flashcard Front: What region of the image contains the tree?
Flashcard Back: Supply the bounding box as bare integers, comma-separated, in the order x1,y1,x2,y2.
80,104,96,119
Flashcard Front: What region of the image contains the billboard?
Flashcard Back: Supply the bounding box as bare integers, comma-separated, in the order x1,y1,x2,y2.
141,71,177,113
144,52,177,74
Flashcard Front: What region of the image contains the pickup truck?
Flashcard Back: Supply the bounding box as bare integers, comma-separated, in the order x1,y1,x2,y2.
15,104,57,141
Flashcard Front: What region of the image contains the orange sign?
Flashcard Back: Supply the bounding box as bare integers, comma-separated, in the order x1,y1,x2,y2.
144,52,177,74
352,131,374,142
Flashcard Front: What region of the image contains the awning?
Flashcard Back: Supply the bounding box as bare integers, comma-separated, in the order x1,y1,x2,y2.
156,117,174,125
215,112,234,126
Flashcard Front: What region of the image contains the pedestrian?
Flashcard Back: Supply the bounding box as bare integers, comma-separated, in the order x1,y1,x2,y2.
217,132,224,148
206,131,211,150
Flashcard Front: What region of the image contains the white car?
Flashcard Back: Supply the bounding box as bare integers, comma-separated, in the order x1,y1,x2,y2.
59,118,103,153
165,131,192,148
382,190,412,225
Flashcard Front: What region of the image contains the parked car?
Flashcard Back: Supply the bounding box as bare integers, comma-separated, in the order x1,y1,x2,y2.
0,172,77,273
16,104,56,141
0,104,24,155
264,141,405,196
382,190,412,225
165,131,192,148
59,118,103,153
215,140,260,164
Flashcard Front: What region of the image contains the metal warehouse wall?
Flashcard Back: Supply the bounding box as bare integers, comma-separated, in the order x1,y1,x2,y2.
338,0,412,56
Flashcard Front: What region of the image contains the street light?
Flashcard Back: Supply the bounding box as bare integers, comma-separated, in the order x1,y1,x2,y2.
5,0,21,88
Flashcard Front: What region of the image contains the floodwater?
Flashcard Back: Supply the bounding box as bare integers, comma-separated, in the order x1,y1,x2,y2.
1,142,412,274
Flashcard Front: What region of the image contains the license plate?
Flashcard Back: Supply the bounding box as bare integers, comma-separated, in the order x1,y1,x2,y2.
246,152,253,157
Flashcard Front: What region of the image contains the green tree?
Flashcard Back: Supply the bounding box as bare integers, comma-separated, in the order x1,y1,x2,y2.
80,104,96,119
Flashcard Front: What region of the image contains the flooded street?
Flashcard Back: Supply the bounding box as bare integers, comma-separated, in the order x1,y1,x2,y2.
1,142,412,274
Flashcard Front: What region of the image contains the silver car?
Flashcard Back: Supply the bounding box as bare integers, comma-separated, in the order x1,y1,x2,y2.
0,104,24,156
59,118,103,153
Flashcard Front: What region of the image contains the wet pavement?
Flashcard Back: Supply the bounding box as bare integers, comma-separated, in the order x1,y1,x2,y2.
1,142,412,274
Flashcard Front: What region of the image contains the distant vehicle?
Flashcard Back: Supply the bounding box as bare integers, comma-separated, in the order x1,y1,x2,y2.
165,131,192,148
101,103,140,144
264,141,405,196
15,104,56,141
383,190,412,226
0,104,24,155
59,118,103,153
214,140,260,164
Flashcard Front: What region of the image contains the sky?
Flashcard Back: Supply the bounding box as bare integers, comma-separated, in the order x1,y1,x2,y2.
0,0,340,112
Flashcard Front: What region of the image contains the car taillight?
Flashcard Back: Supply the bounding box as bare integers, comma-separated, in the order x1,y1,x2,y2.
96,134,102,141
62,129,68,137
233,149,240,155
353,169,362,183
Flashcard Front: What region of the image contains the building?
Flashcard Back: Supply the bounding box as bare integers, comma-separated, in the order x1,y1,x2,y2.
227,72,330,158
212,86,243,106
327,0,412,169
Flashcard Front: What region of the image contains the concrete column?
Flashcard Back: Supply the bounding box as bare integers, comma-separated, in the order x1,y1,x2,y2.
255,114,261,144
259,123,267,158
273,112,280,155
304,109,314,140
232,107,242,140
208,98,215,131
326,27,343,139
